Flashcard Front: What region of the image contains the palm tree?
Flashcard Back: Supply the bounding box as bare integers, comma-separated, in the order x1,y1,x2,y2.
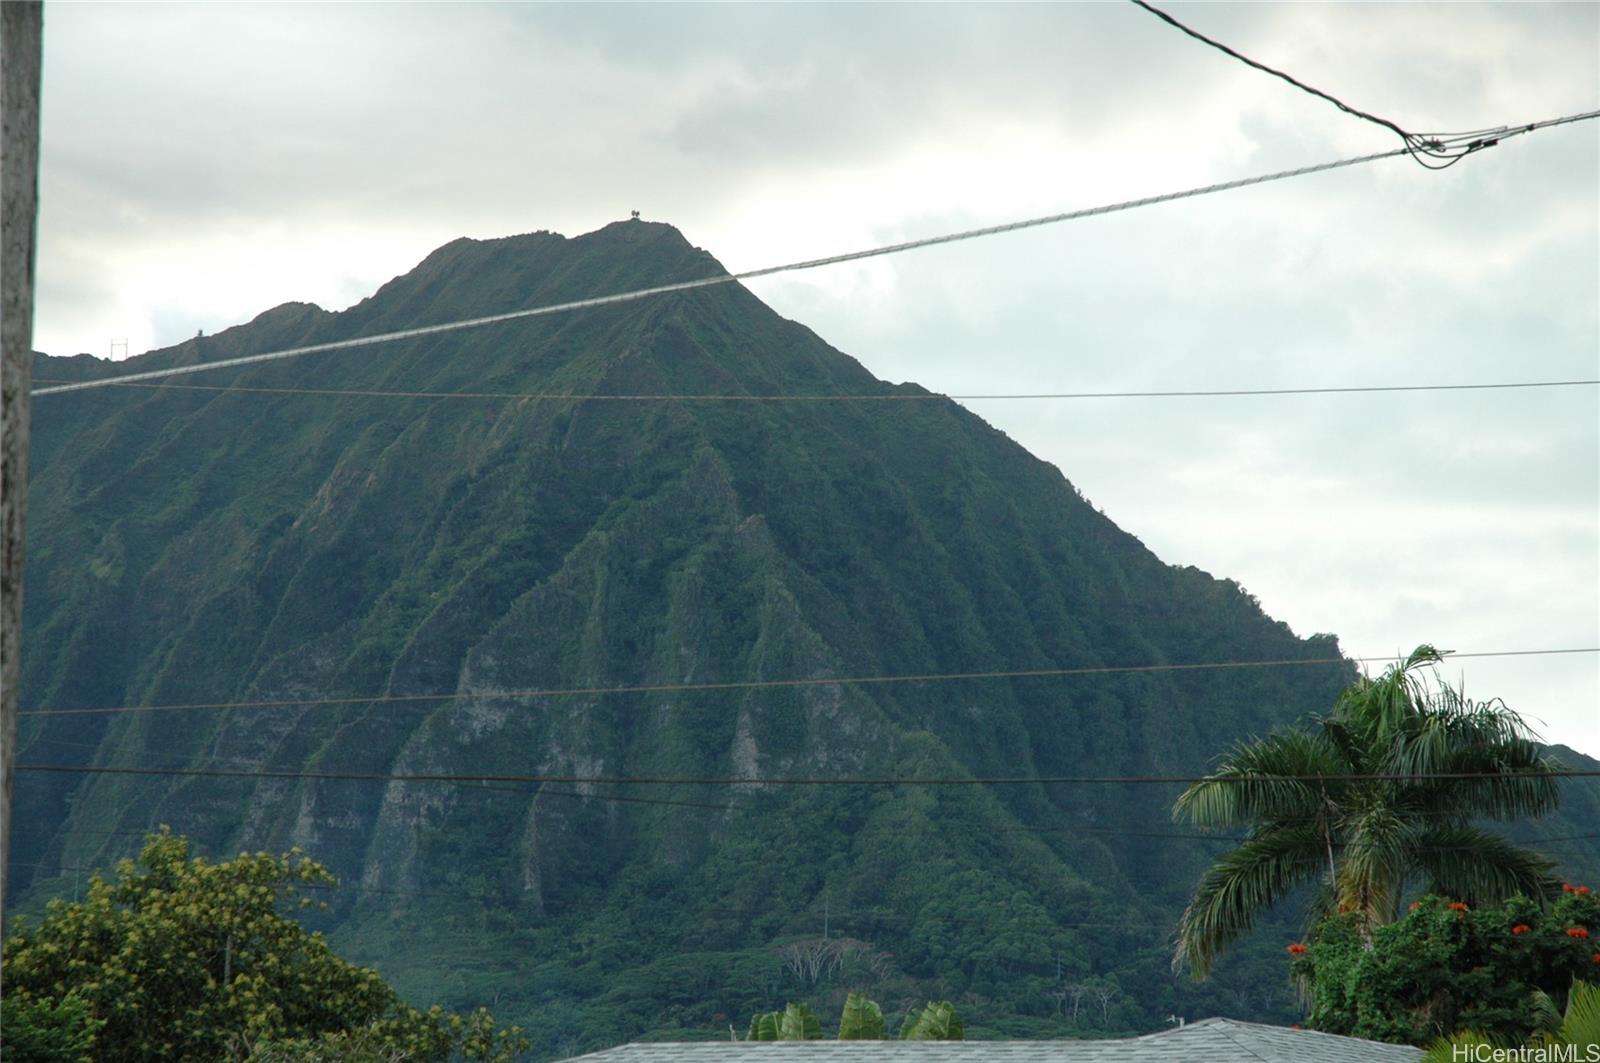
1173,645,1562,978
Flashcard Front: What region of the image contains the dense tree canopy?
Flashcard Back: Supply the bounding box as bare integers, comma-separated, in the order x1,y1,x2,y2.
0,830,526,1063
1296,887,1600,1045
1174,645,1562,977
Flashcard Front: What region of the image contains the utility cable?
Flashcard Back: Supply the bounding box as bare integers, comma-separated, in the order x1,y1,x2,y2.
0,858,1338,932
37,105,1598,401
15,857,1593,928
38,105,1598,401
1129,0,1413,142
15,819,1594,847
17,764,1600,788
29,145,1428,398
28,377,1600,404
17,810,1592,840
19,646,1597,718
1126,1,1599,168
7,743,732,811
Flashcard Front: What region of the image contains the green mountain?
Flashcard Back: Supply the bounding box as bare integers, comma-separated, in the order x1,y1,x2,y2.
14,222,1595,1057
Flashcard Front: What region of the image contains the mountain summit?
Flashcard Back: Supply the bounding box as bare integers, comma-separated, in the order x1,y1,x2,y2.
18,223,1412,1052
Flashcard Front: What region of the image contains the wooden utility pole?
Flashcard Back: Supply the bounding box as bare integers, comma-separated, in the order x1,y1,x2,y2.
2,0,43,923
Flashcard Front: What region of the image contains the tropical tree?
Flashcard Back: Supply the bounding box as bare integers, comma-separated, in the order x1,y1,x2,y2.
746,1002,822,1041
899,1001,964,1040
838,992,886,1040
0,829,527,1063
0,993,100,1063
1294,887,1600,1044
744,997,963,1041
1173,645,1562,978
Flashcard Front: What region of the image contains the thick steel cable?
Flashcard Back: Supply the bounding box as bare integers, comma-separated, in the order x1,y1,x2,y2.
36,107,1599,401
17,647,1597,718
31,146,1418,398
1128,0,1414,142
1126,1,1600,167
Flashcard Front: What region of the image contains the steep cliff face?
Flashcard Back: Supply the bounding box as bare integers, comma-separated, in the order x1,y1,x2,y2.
22,221,1582,1053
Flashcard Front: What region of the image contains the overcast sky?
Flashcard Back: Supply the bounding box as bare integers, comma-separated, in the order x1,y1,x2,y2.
33,2,1599,756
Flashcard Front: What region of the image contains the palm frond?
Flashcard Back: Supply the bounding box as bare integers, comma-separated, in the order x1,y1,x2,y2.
1174,824,1326,979
1337,805,1414,922
1528,988,1563,1036
1384,686,1558,806
1299,880,1339,936
1421,1031,1501,1063
1173,731,1345,828
1412,824,1558,905
1335,644,1443,741
1554,980,1600,1050
1318,719,1370,774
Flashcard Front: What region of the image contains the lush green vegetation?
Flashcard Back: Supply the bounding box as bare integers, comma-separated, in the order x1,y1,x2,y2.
746,1002,822,1041
1173,646,1562,978
1295,888,1600,1045
838,992,886,1039
743,996,960,1041
1421,981,1600,1062
16,223,1600,1059
1,831,526,1063
899,1001,965,1040
0,993,100,1063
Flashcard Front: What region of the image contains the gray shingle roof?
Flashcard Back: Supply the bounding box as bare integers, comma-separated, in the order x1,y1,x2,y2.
556,1018,1423,1063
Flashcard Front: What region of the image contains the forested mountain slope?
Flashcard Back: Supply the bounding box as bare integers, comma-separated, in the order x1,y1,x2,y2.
15,222,1594,1057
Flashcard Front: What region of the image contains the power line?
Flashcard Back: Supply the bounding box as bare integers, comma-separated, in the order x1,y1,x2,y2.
0,859,1290,932
36,104,1596,402
35,104,1598,403
8,749,733,810
28,147,1426,399
28,377,1600,404
15,853,1593,931
1129,0,1414,143
17,764,1600,788
19,646,1596,718
16,808,1596,842
15,820,1592,922
1126,1,1599,168
16,818,1595,847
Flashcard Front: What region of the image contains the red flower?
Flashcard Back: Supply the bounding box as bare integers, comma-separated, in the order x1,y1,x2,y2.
1512,924,1532,935
1408,901,1421,911
1593,954,1600,965
1448,902,1470,912
1579,886,1592,896
1286,943,1308,955
1566,928,1590,939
